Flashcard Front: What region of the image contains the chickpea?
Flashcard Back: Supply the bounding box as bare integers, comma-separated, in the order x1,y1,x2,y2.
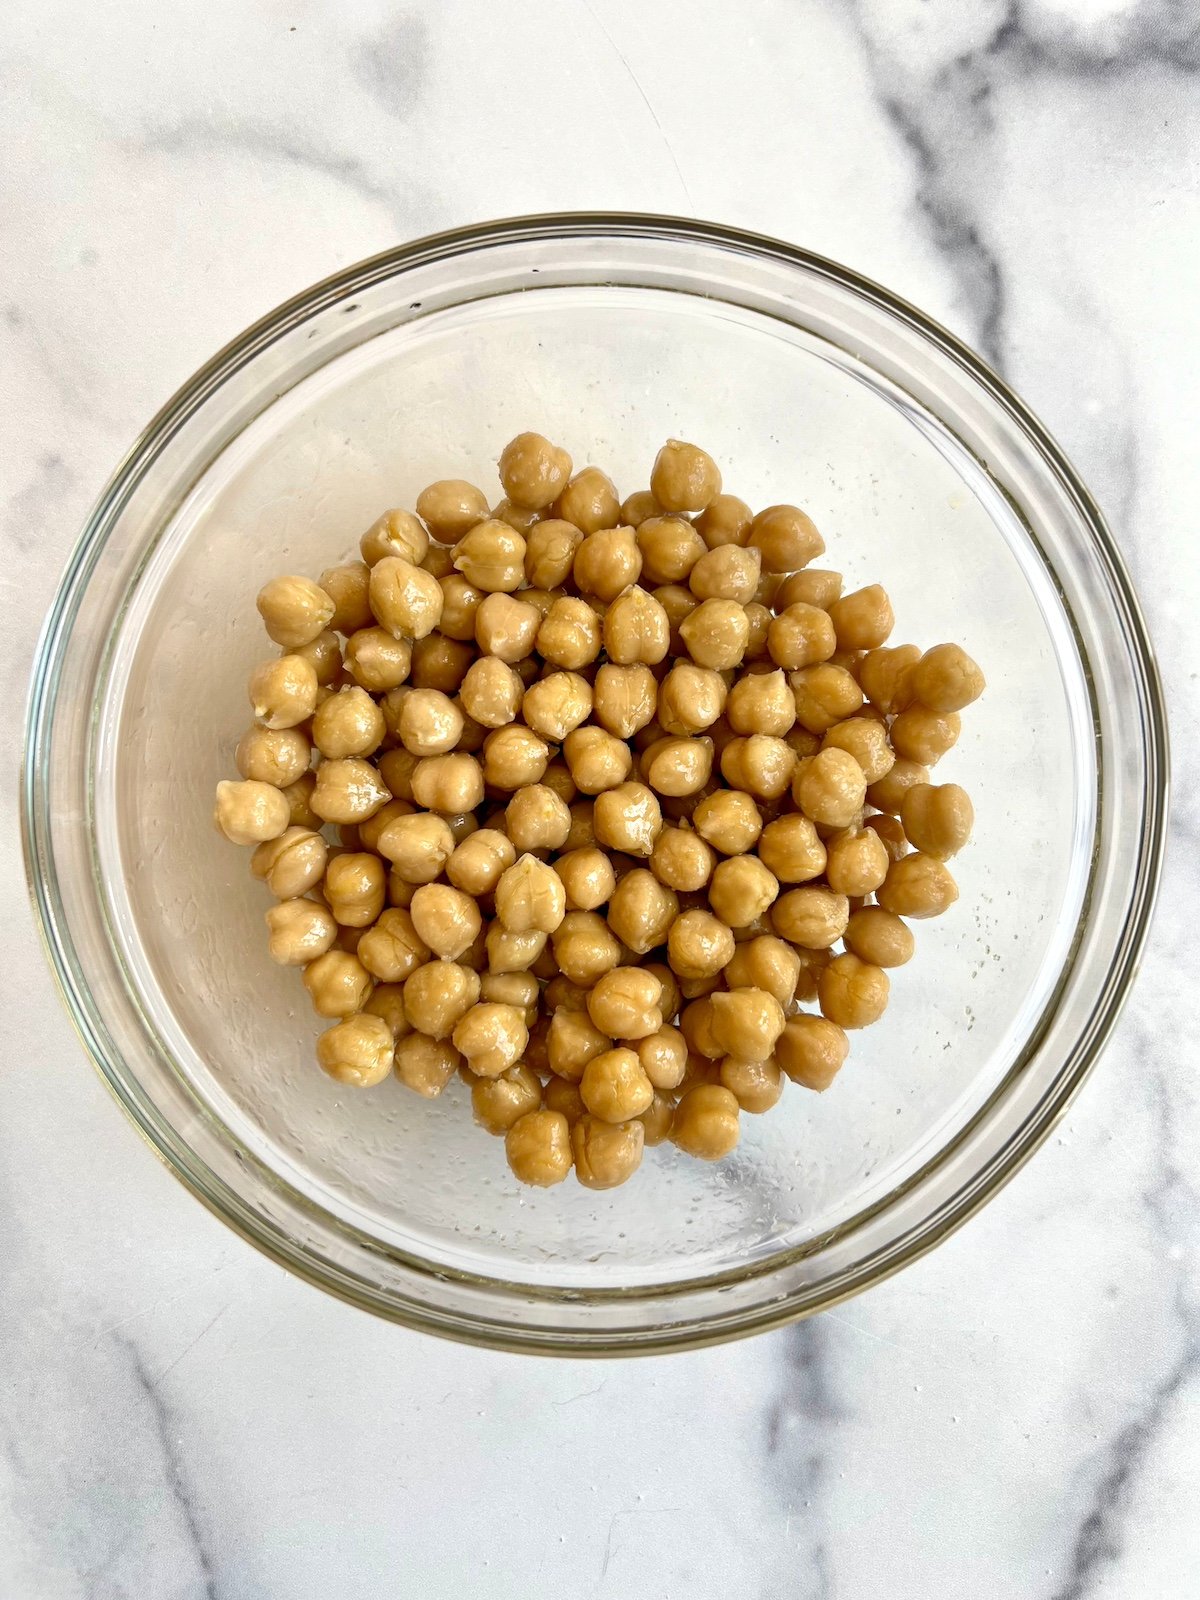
606,869,679,954
392,688,459,758
754,813,825,884
863,813,908,865
748,504,824,572
545,1009,610,1082
543,1076,586,1123
671,1084,740,1160
452,1002,528,1078
586,968,663,1041
481,728,549,794
573,525,641,601
818,952,889,1029
726,668,795,737
289,629,343,689
709,987,786,1059
356,508,426,568
695,493,753,549
368,557,444,641
521,671,592,741
679,598,750,671
650,439,721,513
619,489,663,527
549,911,619,988
438,832,511,903
824,826,890,897
820,717,894,785
505,1109,573,1186
890,705,962,766
313,562,370,637
680,997,726,1059
495,854,566,935
591,664,658,741
354,907,429,983
496,431,572,509
864,758,928,816
789,664,864,735
900,782,974,860
516,523,578,595
650,825,715,893
775,569,842,611
553,466,620,534
303,949,374,1018
249,654,319,730
323,852,386,929
855,643,916,715
392,1033,459,1099
776,1014,850,1090
306,758,388,825
554,730,627,801
478,973,535,1026
909,642,986,712
651,584,698,654
308,686,384,761
550,848,614,914
454,656,519,730
580,1047,655,1123
489,497,539,534
467,1062,541,1135
720,735,796,800
410,753,484,813
452,519,526,593
690,791,759,856
843,907,913,969
409,633,473,694
572,1114,645,1187
281,771,319,829
234,725,311,790
413,479,488,543
601,585,670,666
643,735,714,798
656,662,727,737
707,856,779,928
255,574,335,650
636,516,705,585
500,784,569,854
404,883,482,962
688,545,761,605
402,960,481,1038
315,1013,393,1088
466,591,532,662
485,922,548,975
559,802,595,854
771,886,850,949
360,983,411,1040
343,626,411,693
767,603,836,672
827,584,894,651
431,576,482,646
262,898,335,966
214,778,290,846
667,909,736,981
720,1056,784,1114
421,539,458,579
533,597,598,672
794,747,866,829
251,826,326,899
876,853,959,919
593,781,663,858
378,812,454,884
723,935,802,1010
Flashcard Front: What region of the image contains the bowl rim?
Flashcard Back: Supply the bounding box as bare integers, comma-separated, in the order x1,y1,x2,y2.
22,211,1170,1353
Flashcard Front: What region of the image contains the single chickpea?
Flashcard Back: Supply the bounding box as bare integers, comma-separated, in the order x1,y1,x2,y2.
678,598,751,671
547,1009,612,1082
562,801,598,853
553,466,620,533
586,968,664,1041
534,597,599,671
540,759,577,807
214,778,290,846
501,785,569,854
667,909,736,981
653,584,699,654
650,824,716,893
420,540,457,581
249,654,319,729
316,1013,393,1088
709,987,786,1059
748,504,824,572
650,440,722,513
792,945,833,1002
505,1109,573,1187
394,688,461,757
407,883,483,962
671,1084,740,1160
469,594,537,663
544,1076,586,1123
890,705,962,766
603,585,671,666
452,1002,528,1078
480,970,539,1025
865,812,910,865
393,1033,460,1098
572,1114,645,1188
378,814,454,887
910,642,985,712
486,921,548,974
521,671,593,741
456,655,521,730
303,949,374,1018
264,898,337,965
858,643,919,715
643,962,682,1025
408,633,473,694
356,907,431,983
606,869,679,954
324,852,387,928
495,854,567,935
724,935,802,1009
498,431,572,509
785,725,821,762
794,747,867,828
776,1013,850,1090
311,686,386,760
636,516,706,585
415,479,489,543
251,826,327,898
770,886,850,949
767,603,837,671
410,753,484,813
824,826,891,897
368,557,444,641
471,1062,543,1134
620,489,663,527
688,544,761,604
775,569,843,611
360,508,429,567
827,584,894,651
725,666,797,738
592,663,659,740
756,813,826,883
866,757,930,816
316,561,373,636
580,1047,655,1123
289,629,343,687
656,662,727,737
593,781,663,857
821,717,895,784
636,1092,676,1147
679,997,724,1059
900,782,974,859
281,771,319,829
708,857,779,928
235,725,312,789
844,906,915,968
483,725,552,789
492,498,541,534
643,735,714,798
362,983,412,1039
442,829,512,899
789,664,864,734
344,626,412,692
554,847,617,913
402,960,481,1038
876,853,959,919
692,789,763,855
255,574,336,649
522,519,582,590
307,758,390,825
573,525,642,601
720,735,796,800
818,952,889,1029
452,519,526,593
720,1056,784,1114
436,574,485,643
695,493,753,549
560,726,631,796
551,911,621,987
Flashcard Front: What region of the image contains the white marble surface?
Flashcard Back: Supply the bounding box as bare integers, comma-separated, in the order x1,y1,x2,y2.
2,1,1198,1594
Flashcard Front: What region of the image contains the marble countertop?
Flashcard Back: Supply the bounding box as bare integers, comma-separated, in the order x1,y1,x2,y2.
3,2,1197,1595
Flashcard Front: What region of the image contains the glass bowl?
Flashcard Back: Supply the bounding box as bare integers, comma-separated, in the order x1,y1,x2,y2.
23,215,1167,1354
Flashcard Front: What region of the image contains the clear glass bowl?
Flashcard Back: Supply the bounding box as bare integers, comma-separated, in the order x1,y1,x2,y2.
23,216,1167,1353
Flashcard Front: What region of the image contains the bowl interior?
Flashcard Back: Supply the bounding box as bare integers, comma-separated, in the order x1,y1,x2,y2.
95,282,1094,1291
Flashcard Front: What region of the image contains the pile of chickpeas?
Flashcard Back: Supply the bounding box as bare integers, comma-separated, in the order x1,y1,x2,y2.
214,434,984,1190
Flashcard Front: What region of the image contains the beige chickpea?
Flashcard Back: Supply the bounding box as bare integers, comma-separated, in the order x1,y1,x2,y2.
708,856,779,928
619,489,663,527
251,826,327,898
289,630,343,688
756,813,826,883
748,505,824,573
656,661,727,737
789,664,864,735
542,1076,585,1124
480,971,539,1026
687,544,760,606
776,1013,850,1090
586,968,663,1042
791,945,832,1003
235,725,312,789
865,813,910,865
249,654,319,730
649,440,721,513
794,747,866,828
256,574,335,649
690,789,761,856
680,997,725,1059
378,812,454,884
316,561,373,636
407,883,483,962
452,1002,528,1078
280,771,319,829
456,655,521,730
551,911,621,987
726,668,796,737
391,1033,459,1099
315,1013,393,1089
636,516,705,585
709,987,786,1059
214,778,290,846
359,508,429,568
494,854,566,935
493,498,543,534
771,886,850,949
900,782,974,859
865,757,929,816
483,725,552,790
452,519,526,593
876,853,959,919
593,781,663,858
818,952,889,1029
471,593,539,663
362,983,412,1039
643,961,682,1024
441,830,512,900
826,584,894,651
890,705,961,766
264,898,337,965
310,758,391,825
775,569,843,610
303,949,374,1018
504,784,571,853
767,603,836,672
521,671,592,742
558,726,630,796
572,1114,645,1187
436,574,484,644
653,585,699,655
534,597,599,671
643,735,714,798
485,922,548,976
844,906,915,968
547,1009,612,1082
471,1062,543,1134
636,1027,688,1092
420,539,457,580
678,598,750,671
409,633,473,694
415,479,489,543
592,664,658,740
505,1109,573,1186
650,825,715,893
324,852,387,928
344,626,412,693
553,847,616,914
572,525,642,601
498,431,572,509
394,688,461,757
410,753,484,813
368,557,444,641
561,801,597,854
743,604,773,667
606,869,679,955
723,935,802,1009
824,826,891,897
671,1084,740,1160
720,1056,784,1114
553,466,620,533
520,519,581,591
402,960,481,1038
856,643,917,715
910,643,985,712
602,585,670,667
356,907,431,983
695,493,753,549
667,909,736,981
720,735,796,800
821,717,895,785
580,1047,655,1123
310,687,385,760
